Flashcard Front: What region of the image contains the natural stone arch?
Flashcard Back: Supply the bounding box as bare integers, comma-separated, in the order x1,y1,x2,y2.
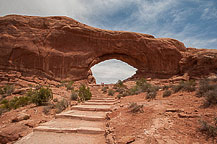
0,15,191,83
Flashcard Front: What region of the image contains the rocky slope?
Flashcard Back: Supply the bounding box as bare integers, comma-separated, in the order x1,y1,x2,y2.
1,15,216,82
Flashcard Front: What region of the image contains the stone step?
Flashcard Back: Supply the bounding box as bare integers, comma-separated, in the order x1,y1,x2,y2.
33,118,105,134
91,97,116,100
88,99,117,103
34,126,104,134
15,132,106,144
71,105,112,112
55,110,106,121
83,101,115,105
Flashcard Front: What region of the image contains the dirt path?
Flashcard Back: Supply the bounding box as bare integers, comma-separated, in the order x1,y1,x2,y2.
16,85,116,144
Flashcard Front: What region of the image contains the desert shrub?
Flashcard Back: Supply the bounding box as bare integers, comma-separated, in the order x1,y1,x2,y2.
117,94,123,99
172,83,184,93
113,80,126,90
199,119,217,142
31,87,53,106
78,85,92,101
53,98,58,102
71,90,78,101
9,96,31,109
172,80,195,93
162,85,169,90
108,89,115,96
115,87,126,94
101,86,109,93
0,84,15,97
116,80,124,87
196,79,217,108
136,78,146,86
128,86,141,95
163,90,172,97
0,95,31,110
43,106,52,115
146,91,157,100
128,102,144,113
65,81,74,90
197,79,216,97
55,99,68,113
202,89,217,108
182,80,196,92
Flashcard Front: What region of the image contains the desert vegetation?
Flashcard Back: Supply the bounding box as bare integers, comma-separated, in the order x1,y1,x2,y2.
0,84,14,98
70,84,92,102
0,86,53,115
199,118,217,142
196,78,217,108
128,102,144,113
172,80,196,93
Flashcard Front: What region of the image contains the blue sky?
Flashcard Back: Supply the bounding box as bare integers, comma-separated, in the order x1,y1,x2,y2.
1,0,217,83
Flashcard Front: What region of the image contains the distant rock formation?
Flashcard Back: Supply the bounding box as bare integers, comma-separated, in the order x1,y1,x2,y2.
0,15,216,82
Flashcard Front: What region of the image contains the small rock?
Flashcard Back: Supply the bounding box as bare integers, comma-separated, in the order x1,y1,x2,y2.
147,78,152,81
165,109,184,113
12,113,30,123
118,136,135,144
178,113,199,118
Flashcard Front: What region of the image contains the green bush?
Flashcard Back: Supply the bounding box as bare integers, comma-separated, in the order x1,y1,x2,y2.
172,80,195,93
203,89,217,108
101,86,108,93
43,106,52,115
196,79,217,108
0,84,15,97
55,99,68,113
197,79,216,97
65,81,74,90
163,90,172,97
108,89,115,96
0,95,31,110
182,80,196,92
71,90,78,101
115,87,126,94
113,80,126,90
136,78,147,87
78,85,92,101
199,119,217,142
162,85,169,90
117,94,123,99
128,102,144,113
146,91,157,100
31,87,53,106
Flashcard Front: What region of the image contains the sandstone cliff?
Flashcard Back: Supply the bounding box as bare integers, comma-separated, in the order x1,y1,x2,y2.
0,15,216,82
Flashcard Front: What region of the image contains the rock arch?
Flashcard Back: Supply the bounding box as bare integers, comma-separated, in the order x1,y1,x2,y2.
2,15,216,83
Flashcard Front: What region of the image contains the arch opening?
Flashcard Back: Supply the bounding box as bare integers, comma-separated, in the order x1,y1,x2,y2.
91,59,137,84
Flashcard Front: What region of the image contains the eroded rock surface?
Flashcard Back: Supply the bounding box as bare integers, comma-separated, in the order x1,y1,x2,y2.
0,15,216,82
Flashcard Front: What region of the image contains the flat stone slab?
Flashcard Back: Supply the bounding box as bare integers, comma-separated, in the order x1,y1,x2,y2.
88,99,117,103
39,118,105,130
34,126,104,134
91,97,116,100
83,101,115,105
16,131,106,144
71,105,112,112
56,110,107,121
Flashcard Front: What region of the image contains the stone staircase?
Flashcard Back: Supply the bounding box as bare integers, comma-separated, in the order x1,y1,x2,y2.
16,95,117,144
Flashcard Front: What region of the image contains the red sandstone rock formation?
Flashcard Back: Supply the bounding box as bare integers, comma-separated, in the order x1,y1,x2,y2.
0,15,216,82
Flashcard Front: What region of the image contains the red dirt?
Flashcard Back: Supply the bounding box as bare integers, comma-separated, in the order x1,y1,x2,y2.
108,80,217,144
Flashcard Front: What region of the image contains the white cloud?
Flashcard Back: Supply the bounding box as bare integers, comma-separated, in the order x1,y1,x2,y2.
91,59,137,84
1,0,217,83
201,7,217,20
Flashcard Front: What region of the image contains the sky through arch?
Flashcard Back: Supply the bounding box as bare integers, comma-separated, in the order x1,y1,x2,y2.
91,59,137,84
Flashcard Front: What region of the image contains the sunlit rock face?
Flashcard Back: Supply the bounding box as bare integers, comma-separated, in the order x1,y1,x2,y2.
1,15,216,83
91,59,137,84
